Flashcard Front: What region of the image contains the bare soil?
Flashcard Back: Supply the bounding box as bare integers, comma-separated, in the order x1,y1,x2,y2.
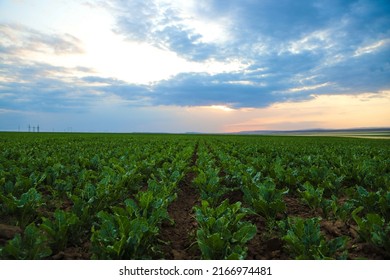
0,223,22,246
51,242,91,260
158,142,201,259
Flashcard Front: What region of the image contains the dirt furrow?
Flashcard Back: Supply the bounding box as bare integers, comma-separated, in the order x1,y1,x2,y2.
158,142,200,259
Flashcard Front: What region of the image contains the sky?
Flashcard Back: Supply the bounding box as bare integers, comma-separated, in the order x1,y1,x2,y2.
0,0,389,133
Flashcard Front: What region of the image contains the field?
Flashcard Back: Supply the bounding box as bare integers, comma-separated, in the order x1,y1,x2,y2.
0,132,389,260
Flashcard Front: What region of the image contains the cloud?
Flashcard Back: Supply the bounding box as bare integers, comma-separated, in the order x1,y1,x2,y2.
0,52,155,113
110,0,232,61
0,23,84,56
1,0,390,120
95,0,389,107
0,59,98,112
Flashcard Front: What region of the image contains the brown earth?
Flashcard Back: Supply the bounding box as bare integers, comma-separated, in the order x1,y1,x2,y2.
0,224,22,246
158,142,201,259
246,214,289,260
51,242,91,260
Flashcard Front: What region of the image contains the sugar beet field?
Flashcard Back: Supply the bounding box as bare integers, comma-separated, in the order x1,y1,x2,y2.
0,132,389,260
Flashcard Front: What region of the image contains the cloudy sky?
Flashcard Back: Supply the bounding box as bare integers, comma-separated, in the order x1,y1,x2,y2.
0,0,389,133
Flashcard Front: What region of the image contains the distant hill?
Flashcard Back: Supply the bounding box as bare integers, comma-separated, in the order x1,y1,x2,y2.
236,127,390,135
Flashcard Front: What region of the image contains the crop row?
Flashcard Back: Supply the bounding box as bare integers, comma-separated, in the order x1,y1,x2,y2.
0,133,195,259
0,133,389,259
192,141,256,259
204,136,389,259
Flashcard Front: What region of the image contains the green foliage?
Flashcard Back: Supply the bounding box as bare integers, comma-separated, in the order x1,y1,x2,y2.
0,223,52,260
40,209,81,252
320,196,335,219
147,178,177,206
91,195,169,259
321,195,355,221
16,188,44,227
194,200,256,260
356,186,380,210
69,191,96,232
279,217,348,260
379,190,390,221
136,189,171,224
351,186,390,221
352,207,390,255
243,178,288,220
0,132,389,260
0,188,44,228
298,182,324,211
193,168,226,206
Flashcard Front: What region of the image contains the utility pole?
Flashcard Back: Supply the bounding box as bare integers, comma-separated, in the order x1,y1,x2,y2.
37,124,40,133
28,124,31,132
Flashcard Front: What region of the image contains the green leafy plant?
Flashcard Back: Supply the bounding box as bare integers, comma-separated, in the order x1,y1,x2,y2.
354,186,380,212
337,200,356,222
349,186,390,220
0,188,44,228
279,217,348,259
0,223,52,260
40,209,81,252
378,190,390,221
147,178,177,206
321,195,355,222
193,167,227,207
194,199,256,260
91,196,169,259
243,178,288,220
320,196,335,219
136,189,171,224
298,182,324,211
69,192,95,232
352,207,390,256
